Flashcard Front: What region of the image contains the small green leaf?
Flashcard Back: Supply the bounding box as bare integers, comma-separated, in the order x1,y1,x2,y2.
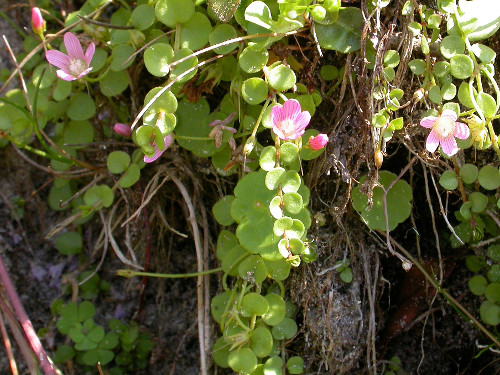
144,43,174,77
287,356,304,374
476,92,497,118
439,170,458,190
213,195,236,226
480,300,500,326
55,231,82,255
107,151,131,174
469,275,488,296
242,77,268,105
450,54,474,79
251,326,273,358
408,59,426,75
478,165,500,190
268,65,296,92
383,50,400,68
440,35,465,58
459,164,478,184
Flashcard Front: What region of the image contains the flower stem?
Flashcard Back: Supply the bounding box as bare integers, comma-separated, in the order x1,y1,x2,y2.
116,267,222,278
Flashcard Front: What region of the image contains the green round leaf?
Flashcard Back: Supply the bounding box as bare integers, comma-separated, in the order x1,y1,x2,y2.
283,192,303,215
428,85,442,104
351,171,413,231
488,244,500,262
238,255,268,284
459,163,478,184
433,61,450,77
209,24,238,55
320,65,338,81
471,43,496,63
251,327,273,358
144,43,174,77
211,292,230,324
107,151,131,174
262,294,286,326
488,265,500,283
213,195,236,226
228,348,257,374
170,48,198,83
242,77,268,105
110,44,135,71
263,356,284,375
469,275,488,296
287,356,304,374
265,168,286,191
155,0,194,28
119,163,140,188
315,7,363,53
180,12,212,51
212,337,230,368
408,59,426,75
268,65,296,92
439,170,458,190
99,70,129,96
480,300,500,326
271,317,297,340
260,146,277,171
238,44,269,74
466,255,483,272
469,191,488,213
67,93,95,121
478,165,500,190
476,92,497,118
450,54,474,79
131,4,155,30
383,50,400,68
55,231,82,255
440,35,465,58
485,282,500,303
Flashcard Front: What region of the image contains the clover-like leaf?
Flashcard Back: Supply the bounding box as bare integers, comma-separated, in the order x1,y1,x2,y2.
315,7,363,53
251,326,273,358
351,171,412,231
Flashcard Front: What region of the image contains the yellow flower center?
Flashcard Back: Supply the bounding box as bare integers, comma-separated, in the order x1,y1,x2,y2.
68,58,87,77
433,116,454,139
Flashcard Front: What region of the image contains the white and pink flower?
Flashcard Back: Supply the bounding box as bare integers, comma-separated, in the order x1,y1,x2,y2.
31,7,45,36
420,109,470,156
45,32,95,81
271,99,311,140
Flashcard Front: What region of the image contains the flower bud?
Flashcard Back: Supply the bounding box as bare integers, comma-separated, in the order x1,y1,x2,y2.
308,133,328,150
113,123,132,137
374,150,383,168
243,135,256,156
31,7,46,37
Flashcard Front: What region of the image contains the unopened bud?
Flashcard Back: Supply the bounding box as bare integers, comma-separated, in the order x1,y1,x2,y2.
31,7,46,37
413,88,425,102
374,150,383,168
243,135,256,156
308,133,328,150
113,123,132,137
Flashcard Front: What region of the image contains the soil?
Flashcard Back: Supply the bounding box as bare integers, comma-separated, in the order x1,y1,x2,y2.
1,1,500,375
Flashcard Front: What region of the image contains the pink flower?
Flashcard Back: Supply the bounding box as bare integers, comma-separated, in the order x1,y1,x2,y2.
45,32,95,81
144,134,174,163
271,99,311,140
31,7,45,36
113,123,132,136
309,133,328,150
420,109,470,156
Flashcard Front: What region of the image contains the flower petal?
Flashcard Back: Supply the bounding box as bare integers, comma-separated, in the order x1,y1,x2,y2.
441,136,459,156
45,50,70,70
420,116,437,128
294,111,311,132
282,99,302,120
425,130,440,153
143,135,174,163
272,126,286,140
56,70,77,81
441,109,458,122
453,121,470,140
84,42,95,66
76,67,93,79
271,104,285,125
64,32,85,60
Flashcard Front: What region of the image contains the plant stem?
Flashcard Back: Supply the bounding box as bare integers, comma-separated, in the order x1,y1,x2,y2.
116,267,222,278
0,253,56,374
